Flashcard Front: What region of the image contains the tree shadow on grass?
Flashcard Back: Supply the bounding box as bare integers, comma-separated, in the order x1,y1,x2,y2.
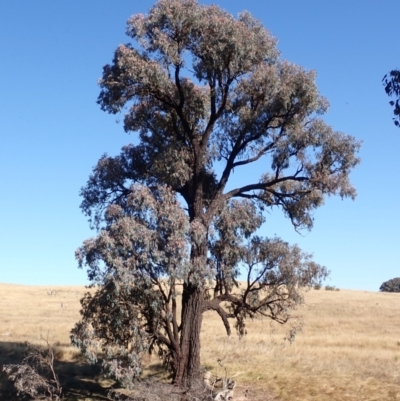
144,361,170,380
0,341,114,401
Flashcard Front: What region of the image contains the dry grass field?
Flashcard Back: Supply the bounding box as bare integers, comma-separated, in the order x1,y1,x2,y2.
1,282,400,400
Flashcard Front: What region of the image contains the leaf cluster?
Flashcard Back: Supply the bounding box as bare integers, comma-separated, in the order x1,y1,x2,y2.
383,70,400,127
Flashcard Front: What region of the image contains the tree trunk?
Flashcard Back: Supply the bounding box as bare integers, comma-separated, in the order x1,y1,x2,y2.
173,283,204,388
173,183,207,388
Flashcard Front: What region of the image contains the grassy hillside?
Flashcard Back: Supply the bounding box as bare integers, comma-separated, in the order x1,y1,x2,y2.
1,283,400,400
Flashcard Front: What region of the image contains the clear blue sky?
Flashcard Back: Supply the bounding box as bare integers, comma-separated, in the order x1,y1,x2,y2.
1,0,399,291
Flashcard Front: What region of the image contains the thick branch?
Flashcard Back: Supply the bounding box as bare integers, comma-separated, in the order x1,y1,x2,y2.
232,143,275,168
151,331,172,348
161,313,179,350
173,64,194,140
214,116,288,199
223,175,308,201
201,77,234,152
203,300,233,336
171,282,180,344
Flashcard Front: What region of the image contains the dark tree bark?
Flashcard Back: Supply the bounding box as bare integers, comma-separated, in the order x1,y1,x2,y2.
174,284,204,387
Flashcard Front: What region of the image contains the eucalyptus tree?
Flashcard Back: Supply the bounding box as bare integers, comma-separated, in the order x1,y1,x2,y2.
71,0,360,388
383,69,400,127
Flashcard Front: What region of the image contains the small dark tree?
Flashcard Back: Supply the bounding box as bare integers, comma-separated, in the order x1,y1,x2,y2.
379,277,400,292
382,69,400,127
72,0,360,389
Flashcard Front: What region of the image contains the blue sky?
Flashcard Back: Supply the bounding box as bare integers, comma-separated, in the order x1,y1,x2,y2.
1,0,399,291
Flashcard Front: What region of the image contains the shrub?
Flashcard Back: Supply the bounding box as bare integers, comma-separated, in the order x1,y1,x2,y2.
2,340,62,401
325,285,339,291
313,283,322,290
380,277,400,292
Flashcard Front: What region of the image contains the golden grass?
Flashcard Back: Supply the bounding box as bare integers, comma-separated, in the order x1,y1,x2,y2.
0,283,85,358
201,289,400,400
1,283,400,400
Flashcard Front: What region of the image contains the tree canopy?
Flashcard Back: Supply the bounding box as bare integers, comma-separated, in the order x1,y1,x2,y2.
71,0,360,389
379,277,400,293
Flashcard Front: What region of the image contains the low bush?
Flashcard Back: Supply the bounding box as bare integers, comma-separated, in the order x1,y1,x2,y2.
325,285,340,291
2,339,62,401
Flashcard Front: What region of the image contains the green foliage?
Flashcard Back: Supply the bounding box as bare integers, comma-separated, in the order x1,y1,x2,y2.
379,278,400,293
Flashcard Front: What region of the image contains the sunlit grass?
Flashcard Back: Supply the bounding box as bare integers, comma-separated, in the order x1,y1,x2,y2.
1,283,400,400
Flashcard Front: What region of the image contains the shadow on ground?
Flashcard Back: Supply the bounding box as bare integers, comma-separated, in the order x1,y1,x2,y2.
0,341,113,400
0,342,271,401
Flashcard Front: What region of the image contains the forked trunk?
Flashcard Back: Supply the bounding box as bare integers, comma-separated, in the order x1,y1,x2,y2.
173,283,204,388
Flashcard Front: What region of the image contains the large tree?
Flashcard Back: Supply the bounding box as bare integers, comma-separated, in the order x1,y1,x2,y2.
383,69,400,127
71,0,360,389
